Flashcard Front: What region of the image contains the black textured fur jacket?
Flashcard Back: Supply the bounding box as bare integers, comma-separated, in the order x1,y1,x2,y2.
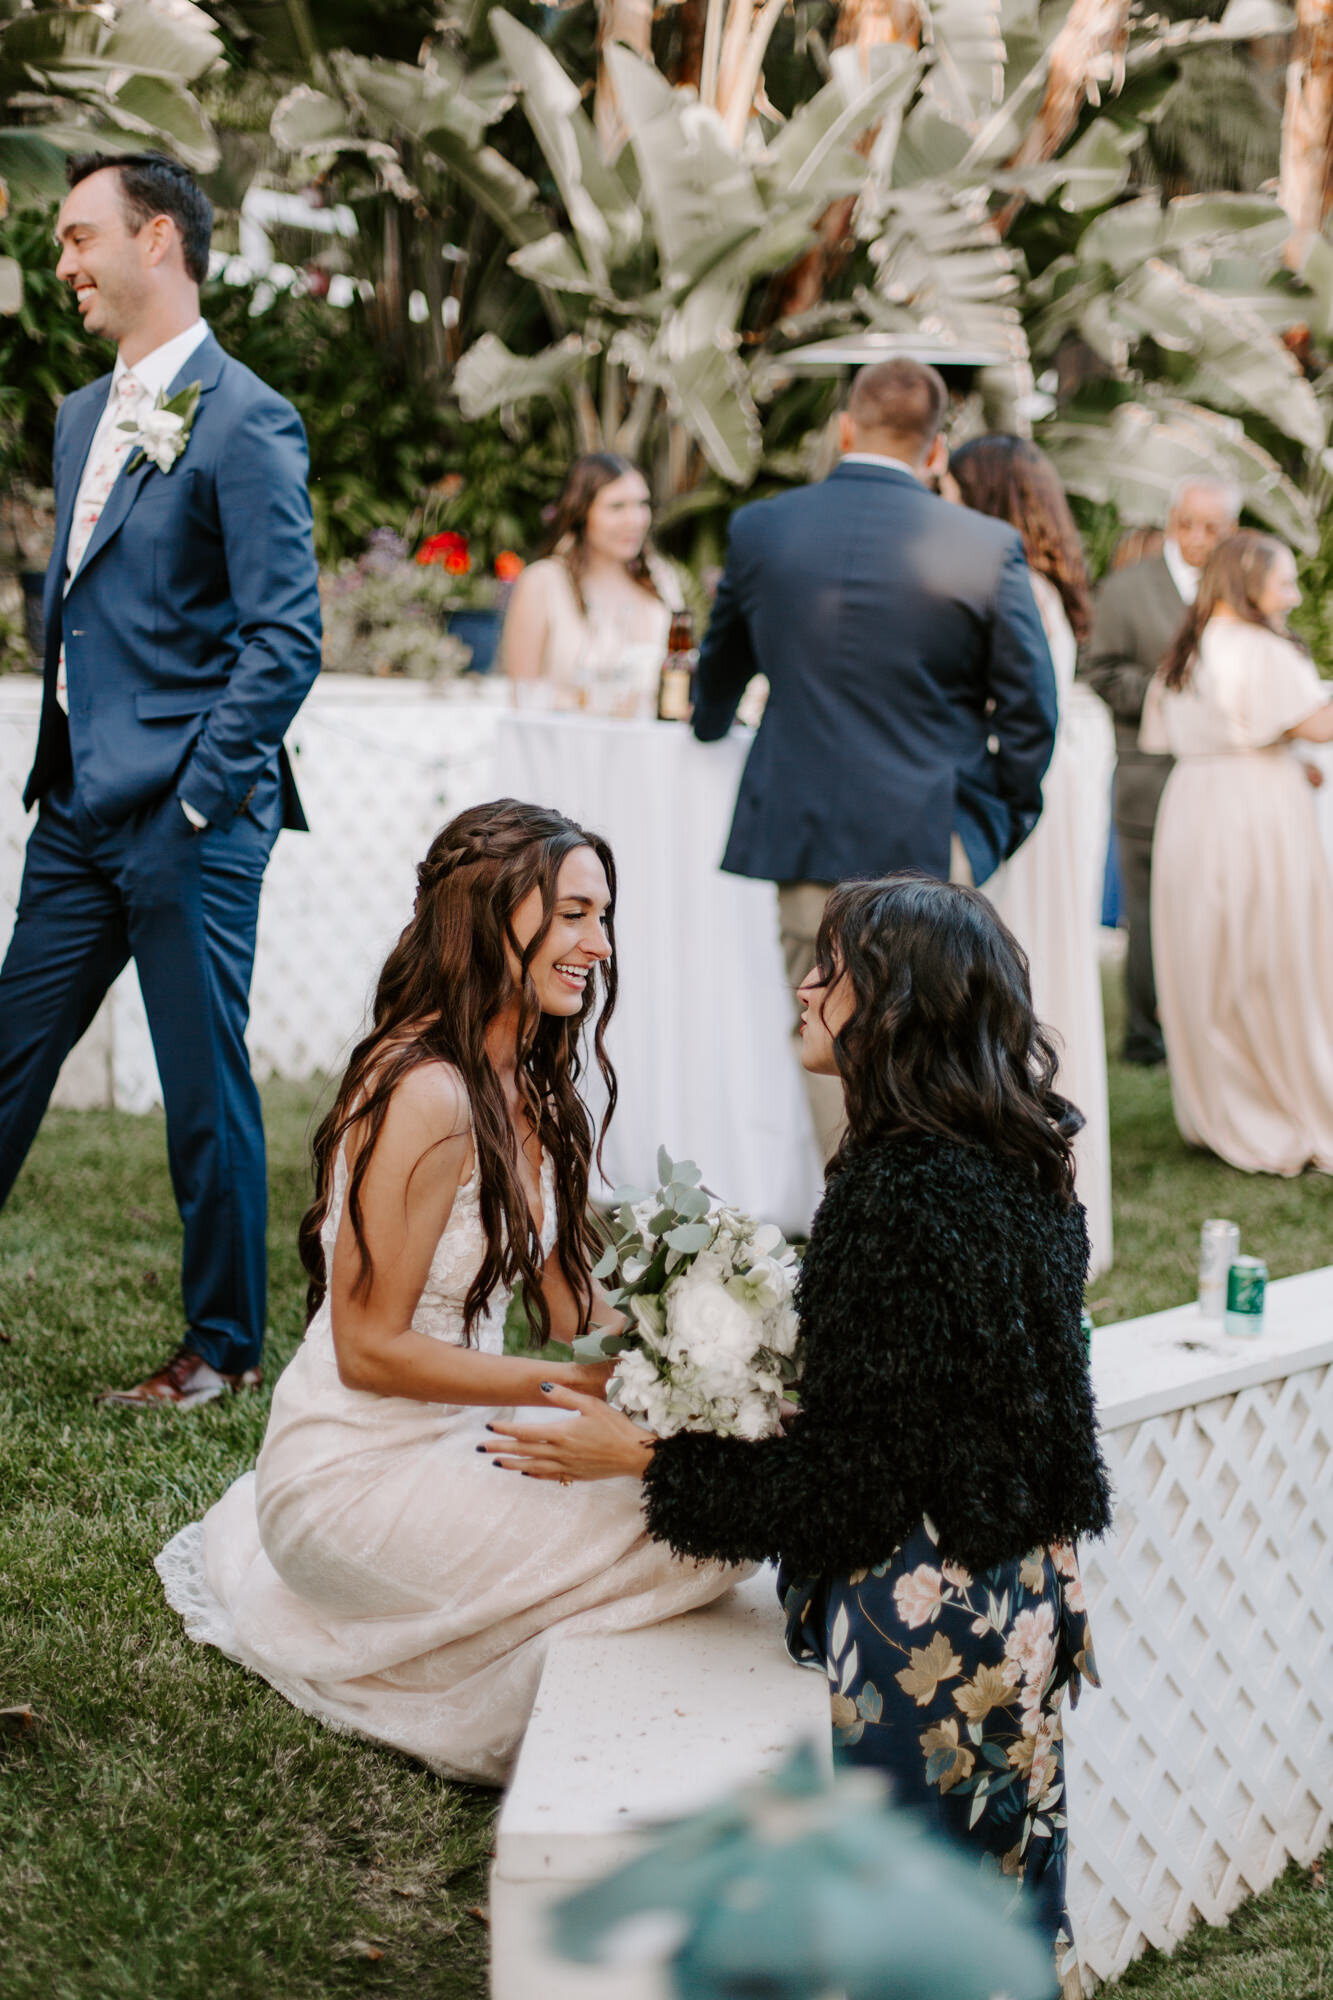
641,1131,1114,1577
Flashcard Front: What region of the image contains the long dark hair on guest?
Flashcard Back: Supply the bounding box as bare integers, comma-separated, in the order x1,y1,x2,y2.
949,435,1093,643
813,874,1082,1202
298,800,618,1345
541,452,663,616
1161,529,1292,691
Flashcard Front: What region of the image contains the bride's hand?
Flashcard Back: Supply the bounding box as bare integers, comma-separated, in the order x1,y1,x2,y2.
563,1359,616,1400
482,1382,656,1481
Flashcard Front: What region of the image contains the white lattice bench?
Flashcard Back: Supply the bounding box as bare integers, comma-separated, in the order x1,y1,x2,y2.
487,1268,1333,1997
1067,1263,1333,1987
489,1564,831,2000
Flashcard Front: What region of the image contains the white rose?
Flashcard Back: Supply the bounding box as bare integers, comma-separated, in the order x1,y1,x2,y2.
762,1300,800,1357
629,1198,659,1239
726,1255,791,1312
666,1271,760,1366
733,1393,779,1442
609,1346,664,1415
137,407,186,472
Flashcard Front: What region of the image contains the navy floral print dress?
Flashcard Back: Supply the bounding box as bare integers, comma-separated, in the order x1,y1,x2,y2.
782,1517,1097,1999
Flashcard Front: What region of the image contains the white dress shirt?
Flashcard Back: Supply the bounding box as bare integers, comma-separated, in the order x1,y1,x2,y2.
65,318,211,591
1162,536,1200,606
62,318,211,821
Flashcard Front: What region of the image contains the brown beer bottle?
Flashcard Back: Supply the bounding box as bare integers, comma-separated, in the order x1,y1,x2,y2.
657,608,696,722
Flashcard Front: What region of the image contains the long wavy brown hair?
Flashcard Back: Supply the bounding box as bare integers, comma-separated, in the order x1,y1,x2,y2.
299,799,618,1344
813,874,1082,1203
1160,529,1291,691
949,435,1092,643
541,452,663,616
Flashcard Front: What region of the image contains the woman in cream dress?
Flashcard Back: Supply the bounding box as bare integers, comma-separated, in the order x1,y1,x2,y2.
501,453,675,713
156,801,738,1783
1143,531,1333,1174
949,438,1115,1274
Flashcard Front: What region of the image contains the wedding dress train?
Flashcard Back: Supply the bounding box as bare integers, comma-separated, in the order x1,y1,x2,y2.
156,1136,739,1783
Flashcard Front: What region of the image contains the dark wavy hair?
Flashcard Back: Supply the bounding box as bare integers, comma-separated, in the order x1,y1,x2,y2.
298,799,618,1344
813,874,1082,1202
1161,529,1294,691
949,434,1092,643
67,152,212,285
541,452,662,615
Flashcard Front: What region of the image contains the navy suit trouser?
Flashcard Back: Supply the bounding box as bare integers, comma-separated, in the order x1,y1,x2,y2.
0,771,280,1373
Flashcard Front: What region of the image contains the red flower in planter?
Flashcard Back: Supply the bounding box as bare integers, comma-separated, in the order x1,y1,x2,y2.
494,550,524,582
416,531,471,575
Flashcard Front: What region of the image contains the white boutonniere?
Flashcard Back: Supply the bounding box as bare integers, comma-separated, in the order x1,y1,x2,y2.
119,380,202,475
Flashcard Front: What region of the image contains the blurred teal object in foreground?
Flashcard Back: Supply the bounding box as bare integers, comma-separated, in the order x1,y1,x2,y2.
552,1742,1057,1999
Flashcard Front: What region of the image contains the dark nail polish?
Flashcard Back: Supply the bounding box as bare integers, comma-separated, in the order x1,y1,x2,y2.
492,1459,505,1469
539,1381,553,1392
485,1423,495,1432
475,1444,487,1453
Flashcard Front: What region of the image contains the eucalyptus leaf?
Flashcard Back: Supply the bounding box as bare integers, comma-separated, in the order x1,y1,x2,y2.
673,1186,711,1221
656,1145,675,1185
592,1244,620,1282
664,1223,714,1254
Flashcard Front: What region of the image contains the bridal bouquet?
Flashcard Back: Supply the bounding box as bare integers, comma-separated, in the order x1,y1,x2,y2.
576,1149,801,1440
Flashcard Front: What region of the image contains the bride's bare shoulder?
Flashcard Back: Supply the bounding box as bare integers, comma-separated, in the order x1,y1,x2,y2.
346,1056,472,1182
383,1060,470,1140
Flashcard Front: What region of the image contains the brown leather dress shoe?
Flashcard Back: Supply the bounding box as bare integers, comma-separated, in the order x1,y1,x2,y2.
98,1344,262,1409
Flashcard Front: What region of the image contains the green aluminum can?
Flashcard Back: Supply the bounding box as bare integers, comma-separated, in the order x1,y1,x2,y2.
1224,1256,1267,1337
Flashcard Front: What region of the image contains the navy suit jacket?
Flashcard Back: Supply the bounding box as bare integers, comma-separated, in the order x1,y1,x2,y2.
693,462,1058,887
27,332,322,830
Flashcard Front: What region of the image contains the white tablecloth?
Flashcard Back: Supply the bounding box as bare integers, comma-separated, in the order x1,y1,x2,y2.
486,711,825,1236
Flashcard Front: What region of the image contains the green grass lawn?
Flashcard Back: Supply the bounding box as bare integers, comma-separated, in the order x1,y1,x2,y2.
1,1018,1330,1999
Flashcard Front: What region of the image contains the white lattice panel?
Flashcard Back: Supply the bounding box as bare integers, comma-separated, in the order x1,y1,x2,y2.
1068,1276,1333,1987
0,677,508,1111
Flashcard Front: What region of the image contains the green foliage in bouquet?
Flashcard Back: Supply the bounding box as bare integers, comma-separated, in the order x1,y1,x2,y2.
577,1148,801,1441
579,1148,719,1356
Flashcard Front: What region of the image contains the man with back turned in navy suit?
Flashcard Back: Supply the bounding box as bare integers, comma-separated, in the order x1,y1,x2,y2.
693,359,1058,1158
0,153,322,1406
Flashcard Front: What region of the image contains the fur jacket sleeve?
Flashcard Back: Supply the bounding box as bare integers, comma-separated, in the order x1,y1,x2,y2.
640,1132,1113,1577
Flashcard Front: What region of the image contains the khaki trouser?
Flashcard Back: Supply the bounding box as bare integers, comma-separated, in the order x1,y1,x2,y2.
778,839,973,1166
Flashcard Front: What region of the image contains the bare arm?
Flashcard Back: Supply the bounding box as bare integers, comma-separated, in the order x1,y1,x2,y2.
1287,700,1333,743
499,565,552,682
329,1064,607,1404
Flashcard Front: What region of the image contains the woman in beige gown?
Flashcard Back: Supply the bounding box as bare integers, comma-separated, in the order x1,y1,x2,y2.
156,801,738,1783
500,453,674,713
1143,531,1333,1174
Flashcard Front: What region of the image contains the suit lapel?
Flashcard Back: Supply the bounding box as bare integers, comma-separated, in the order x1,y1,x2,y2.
70,333,227,584
49,380,110,586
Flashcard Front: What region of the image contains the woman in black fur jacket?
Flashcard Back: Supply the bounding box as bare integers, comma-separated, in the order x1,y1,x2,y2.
487,875,1113,1995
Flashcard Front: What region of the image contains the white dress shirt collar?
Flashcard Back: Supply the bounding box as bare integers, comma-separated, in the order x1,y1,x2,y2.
1163,536,1200,606
114,319,210,401
839,451,922,481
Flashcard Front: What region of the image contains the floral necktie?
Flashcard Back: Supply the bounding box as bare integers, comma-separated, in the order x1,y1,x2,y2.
65,371,143,582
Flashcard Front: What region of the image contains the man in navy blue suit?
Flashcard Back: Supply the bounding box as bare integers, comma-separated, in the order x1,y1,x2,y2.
0,154,322,1406
693,359,1057,1156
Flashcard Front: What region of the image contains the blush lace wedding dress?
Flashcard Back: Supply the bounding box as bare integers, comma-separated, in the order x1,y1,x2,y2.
156,1132,740,1783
